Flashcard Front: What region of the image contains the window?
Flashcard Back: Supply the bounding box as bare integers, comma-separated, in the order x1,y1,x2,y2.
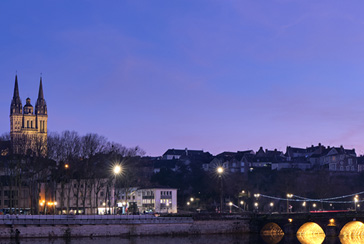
329,164,336,171
100,191,104,197
349,159,353,165
31,121,33,128
346,166,350,171
27,121,29,128
340,166,344,171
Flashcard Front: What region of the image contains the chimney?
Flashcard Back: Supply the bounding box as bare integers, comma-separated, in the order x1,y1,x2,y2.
185,148,188,156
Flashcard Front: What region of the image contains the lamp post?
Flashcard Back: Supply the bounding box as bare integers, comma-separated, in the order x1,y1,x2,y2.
240,201,245,211
286,194,293,213
354,195,359,211
229,202,233,213
217,166,224,213
270,202,274,213
302,202,306,213
113,165,122,215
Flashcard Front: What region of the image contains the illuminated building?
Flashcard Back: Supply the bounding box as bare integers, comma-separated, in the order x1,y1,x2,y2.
10,75,48,156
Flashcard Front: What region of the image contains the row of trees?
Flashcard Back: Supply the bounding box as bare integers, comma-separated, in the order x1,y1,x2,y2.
0,131,146,214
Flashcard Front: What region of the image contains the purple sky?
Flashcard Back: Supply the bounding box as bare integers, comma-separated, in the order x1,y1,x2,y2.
1,1,364,156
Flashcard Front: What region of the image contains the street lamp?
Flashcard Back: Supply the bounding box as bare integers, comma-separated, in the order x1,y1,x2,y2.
217,166,224,213
302,202,306,212
354,195,359,211
286,193,293,213
113,165,121,175
240,201,245,211
270,202,274,213
229,202,233,213
254,202,258,212
113,165,122,215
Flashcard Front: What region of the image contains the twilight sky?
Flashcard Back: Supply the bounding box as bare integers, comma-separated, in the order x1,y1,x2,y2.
1,1,364,156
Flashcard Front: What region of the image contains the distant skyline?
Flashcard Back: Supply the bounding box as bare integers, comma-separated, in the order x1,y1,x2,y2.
2,1,364,156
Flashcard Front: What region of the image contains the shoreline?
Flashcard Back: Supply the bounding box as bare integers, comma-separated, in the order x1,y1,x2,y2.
0,214,251,239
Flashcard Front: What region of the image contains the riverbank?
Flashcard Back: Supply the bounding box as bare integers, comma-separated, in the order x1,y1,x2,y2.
0,214,251,238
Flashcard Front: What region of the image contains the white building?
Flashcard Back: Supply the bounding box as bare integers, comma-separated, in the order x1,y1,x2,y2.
117,187,177,214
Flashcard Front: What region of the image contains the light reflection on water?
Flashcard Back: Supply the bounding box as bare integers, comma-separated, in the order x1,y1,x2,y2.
0,234,362,244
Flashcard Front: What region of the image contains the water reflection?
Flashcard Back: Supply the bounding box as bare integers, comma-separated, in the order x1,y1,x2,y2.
339,235,364,244
296,234,325,244
260,233,284,244
2,234,363,244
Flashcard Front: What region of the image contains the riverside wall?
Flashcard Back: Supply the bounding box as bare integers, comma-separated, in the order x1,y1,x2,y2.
0,214,251,238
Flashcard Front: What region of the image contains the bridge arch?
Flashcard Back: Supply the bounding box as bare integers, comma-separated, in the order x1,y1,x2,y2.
339,221,364,236
260,222,284,244
297,222,325,235
260,222,284,236
296,222,325,244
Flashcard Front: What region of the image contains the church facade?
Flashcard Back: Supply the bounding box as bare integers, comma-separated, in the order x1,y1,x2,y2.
10,75,48,156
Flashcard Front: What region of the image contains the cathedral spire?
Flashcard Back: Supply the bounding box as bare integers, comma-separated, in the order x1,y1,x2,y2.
35,76,47,115
10,75,22,115
38,76,44,100
13,75,20,99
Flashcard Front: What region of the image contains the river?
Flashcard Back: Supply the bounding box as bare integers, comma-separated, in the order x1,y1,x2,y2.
0,234,354,244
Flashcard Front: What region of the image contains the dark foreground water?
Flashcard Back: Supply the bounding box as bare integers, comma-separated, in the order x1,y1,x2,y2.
0,234,352,244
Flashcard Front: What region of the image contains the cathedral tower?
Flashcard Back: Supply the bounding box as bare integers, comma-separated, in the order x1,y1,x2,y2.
10,75,48,156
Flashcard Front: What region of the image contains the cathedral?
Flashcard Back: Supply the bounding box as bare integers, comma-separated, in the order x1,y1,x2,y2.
10,75,48,156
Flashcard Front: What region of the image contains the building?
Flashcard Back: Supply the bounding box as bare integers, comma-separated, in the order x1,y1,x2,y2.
162,148,205,160
117,187,177,214
10,75,48,156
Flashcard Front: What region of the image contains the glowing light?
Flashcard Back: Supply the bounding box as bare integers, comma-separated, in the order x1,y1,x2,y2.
297,222,325,237
190,197,194,202
287,193,293,198
65,164,69,169
187,202,190,206
113,165,121,175
217,166,224,174
260,222,284,237
270,202,274,207
229,202,233,206
240,201,244,205
340,221,364,236
302,202,306,207
288,218,293,223
329,219,335,226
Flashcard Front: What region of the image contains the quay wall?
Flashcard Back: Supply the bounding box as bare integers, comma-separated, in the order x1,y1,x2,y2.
0,215,251,238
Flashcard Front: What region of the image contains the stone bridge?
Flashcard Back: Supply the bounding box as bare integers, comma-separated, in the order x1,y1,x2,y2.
252,211,364,238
